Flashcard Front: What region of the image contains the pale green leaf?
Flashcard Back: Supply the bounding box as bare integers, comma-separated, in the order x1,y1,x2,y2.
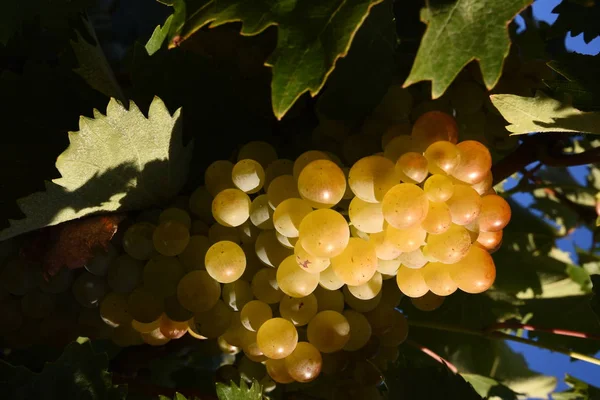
216,379,262,400
490,91,600,135
146,15,174,56
0,96,192,241
552,374,600,400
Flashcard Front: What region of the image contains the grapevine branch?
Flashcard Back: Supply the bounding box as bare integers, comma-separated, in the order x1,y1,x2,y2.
408,320,600,367
405,339,459,373
485,322,600,341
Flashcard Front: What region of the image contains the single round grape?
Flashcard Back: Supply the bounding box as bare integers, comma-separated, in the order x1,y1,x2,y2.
249,195,274,230
177,270,221,312
299,209,349,258
424,140,461,175
348,197,384,234
205,160,235,197
241,300,273,331
39,268,73,294
364,301,397,336
423,174,454,202
411,291,445,311
192,300,233,338
307,311,350,353
279,294,318,326
238,141,278,168
86,243,119,276
127,287,164,323
319,266,344,290
477,230,503,252
264,158,294,189
164,294,193,322
376,257,401,275
21,289,55,319
426,224,471,264
251,268,283,304
255,229,293,268
257,318,298,359
331,238,377,286
221,311,247,347
266,358,295,384
267,175,300,209
277,255,320,298
411,111,459,150
395,152,429,184
421,201,452,234
178,235,211,271
276,231,297,249
212,188,251,228
240,328,265,360
72,271,107,308
153,221,190,256
159,315,189,339
398,248,428,269
313,286,344,313
369,230,401,260
446,184,482,225
421,262,457,296
478,194,511,232
189,186,215,224
382,183,429,229
347,271,382,300
222,280,253,312
285,341,323,383
383,135,418,163
100,292,131,328
159,208,192,229
452,140,492,184
378,310,409,346
471,171,493,195
204,240,246,283
297,159,346,208
143,255,185,298
294,240,330,274
386,224,427,252
208,223,240,244
450,246,496,293
273,198,313,238
233,159,265,194
396,266,428,298
140,329,171,346
341,310,372,351
293,150,330,180
107,254,144,293
348,156,400,203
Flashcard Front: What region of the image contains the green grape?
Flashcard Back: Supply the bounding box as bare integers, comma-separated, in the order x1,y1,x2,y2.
298,209,349,258
241,300,273,331
378,309,409,346
297,160,346,208
421,262,457,296
100,292,132,327
395,152,429,184
348,197,384,234
39,268,73,294
251,268,283,304
424,141,462,175
86,243,119,276
396,265,428,298
222,280,253,311
177,270,221,312
372,84,413,122
421,201,452,234
398,248,428,269
386,224,427,252
425,224,471,264
321,351,350,376
189,186,215,224
319,266,344,290
363,301,396,337
347,271,382,300
376,257,401,275
255,230,292,268
241,242,262,281
284,341,323,383
411,111,459,151
205,160,235,197
205,240,246,283
450,245,496,293
153,221,190,256
276,231,297,249
423,174,454,202
380,278,403,307
452,140,492,184
143,255,185,299
237,141,278,169
382,183,429,229
307,311,350,353
273,198,313,238
21,289,56,319
212,188,251,228
127,287,164,323
369,230,401,261
293,240,330,274
178,235,211,271
383,135,418,163
343,310,372,351
238,220,260,244
348,156,400,203
164,294,193,322
331,238,377,286
192,300,233,338
249,195,274,230
72,271,108,308
279,294,318,326
478,194,511,232
266,358,295,384
238,356,266,383
293,150,330,180
257,317,298,359
267,175,300,209
107,254,144,293
233,159,265,194
1,258,39,296
159,208,192,229
411,291,445,311
191,219,210,236
350,225,370,241
343,286,382,312
169,195,190,211
446,184,482,225
240,327,266,362
208,223,240,244
477,230,503,252
471,170,493,195
276,255,320,298
264,158,294,189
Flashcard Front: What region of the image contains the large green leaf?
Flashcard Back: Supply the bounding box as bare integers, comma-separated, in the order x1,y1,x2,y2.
0,96,192,241
461,374,518,399
553,374,600,400
490,91,600,135
403,0,532,98
216,379,262,400
159,0,384,119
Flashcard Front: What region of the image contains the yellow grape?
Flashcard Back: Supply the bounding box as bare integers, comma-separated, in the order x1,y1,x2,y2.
257,318,298,359
279,294,318,326
251,268,283,304
205,240,246,283
298,209,349,258
396,266,428,298
266,358,295,384
159,208,192,229
237,141,278,169
383,134,418,162
424,141,462,175
421,262,457,296
131,317,161,334
264,158,294,189
343,134,381,165
411,291,445,311
241,328,265,360
446,184,482,225
205,160,235,197
273,198,313,238
331,238,377,286
411,111,459,150
112,324,144,347
284,341,322,383
267,175,300,209
313,286,344,313
177,270,221,312
369,230,402,260
319,266,344,290
178,235,210,271
347,271,382,300
189,186,215,224
376,257,401,275
386,224,427,252
232,159,265,194
255,229,293,268
153,221,190,256
378,310,409,346
307,311,350,353
450,245,496,293
249,194,274,230
276,231,298,249
426,224,471,264
471,171,493,195
241,300,273,332
212,188,251,228
222,280,253,311
343,286,381,312
477,230,503,252
372,84,413,121
342,310,372,351
398,248,428,268
208,223,240,244
452,140,492,184
350,225,370,241
143,255,185,299
381,123,412,150
107,255,144,293
382,183,429,229
420,201,452,234
159,315,189,339
293,150,330,180
127,287,164,323
348,155,400,203
297,159,346,208
122,222,156,261
423,174,454,202
478,194,511,232
348,197,385,234
220,311,245,347
364,301,396,336
99,292,131,328
395,152,429,184
141,327,170,346
276,255,320,298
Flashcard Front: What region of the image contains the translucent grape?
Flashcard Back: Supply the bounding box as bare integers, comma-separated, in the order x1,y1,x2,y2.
107,254,144,293
343,286,381,312
450,246,496,293
298,209,349,258
348,197,384,233
257,317,298,359
238,141,278,168
277,255,320,298
382,183,429,229
131,317,161,334
159,208,192,229
294,240,330,274
72,271,107,308
86,244,119,276
267,175,300,209
178,235,211,271
319,266,344,290
478,194,511,232
238,219,260,245
342,134,381,165
396,266,428,298
386,224,427,252
313,286,344,313
347,271,382,300
100,292,131,328
191,219,209,236
297,159,346,208
364,302,396,336
411,111,458,150
420,201,452,234
383,135,418,163
395,152,429,184
331,238,377,286
350,225,370,241
177,270,221,312
153,221,190,256
222,280,253,311
477,230,503,252
423,174,454,202
212,188,251,227
249,194,274,230
369,230,401,261
348,156,400,203
255,230,293,268
205,240,246,283
143,255,185,298
376,257,401,275
192,300,233,338
424,141,462,175
471,171,493,195
209,223,240,244
446,184,482,225
251,268,283,304
452,140,492,184
411,291,445,311
159,315,189,339
266,358,295,384
280,294,318,326
233,159,265,193
241,328,264,360
189,186,215,224
205,160,235,197
293,150,330,180
127,287,164,323
307,311,350,353
273,198,313,238
285,341,323,382
426,224,471,264
421,262,457,296
264,158,294,189
241,300,273,331
398,248,428,269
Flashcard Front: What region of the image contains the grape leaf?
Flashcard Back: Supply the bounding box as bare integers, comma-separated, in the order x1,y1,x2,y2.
461,374,518,399
146,15,174,56
553,374,600,400
0,96,193,241
160,0,384,119
216,379,262,400
490,91,600,135
403,0,532,98
550,0,600,45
